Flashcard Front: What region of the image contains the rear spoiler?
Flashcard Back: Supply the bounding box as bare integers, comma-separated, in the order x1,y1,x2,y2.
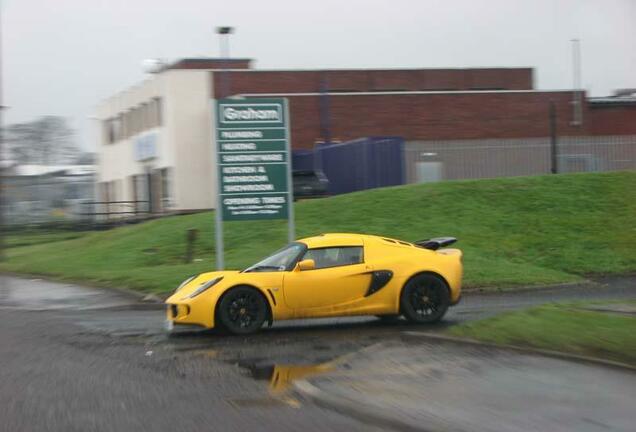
414,237,457,251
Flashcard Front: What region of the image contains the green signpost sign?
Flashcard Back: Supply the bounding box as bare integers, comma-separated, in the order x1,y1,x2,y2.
213,98,294,268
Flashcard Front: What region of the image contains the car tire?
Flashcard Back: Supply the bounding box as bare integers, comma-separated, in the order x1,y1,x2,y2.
217,286,268,335
400,273,450,324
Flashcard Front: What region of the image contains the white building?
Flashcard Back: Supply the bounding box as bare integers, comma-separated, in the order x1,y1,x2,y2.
94,58,252,215
98,59,636,216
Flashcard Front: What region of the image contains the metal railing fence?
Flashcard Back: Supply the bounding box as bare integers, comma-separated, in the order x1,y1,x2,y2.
404,135,636,183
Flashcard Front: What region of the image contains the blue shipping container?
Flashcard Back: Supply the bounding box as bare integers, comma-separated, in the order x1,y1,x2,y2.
291,149,315,171
315,137,405,195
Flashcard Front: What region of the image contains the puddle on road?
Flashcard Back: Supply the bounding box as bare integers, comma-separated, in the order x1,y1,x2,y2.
165,342,336,396
226,397,291,409
175,348,220,359
223,361,335,409
220,363,332,410
240,362,335,395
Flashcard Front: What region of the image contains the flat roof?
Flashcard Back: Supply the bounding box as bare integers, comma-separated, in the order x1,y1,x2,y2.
589,97,636,107
96,64,537,110
210,66,533,73
164,57,253,70
171,57,252,63
234,89,581,97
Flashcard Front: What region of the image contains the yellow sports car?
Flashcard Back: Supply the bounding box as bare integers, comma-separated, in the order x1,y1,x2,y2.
166,233,462,334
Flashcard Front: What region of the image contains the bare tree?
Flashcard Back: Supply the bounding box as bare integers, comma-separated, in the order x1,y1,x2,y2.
5,116,78,165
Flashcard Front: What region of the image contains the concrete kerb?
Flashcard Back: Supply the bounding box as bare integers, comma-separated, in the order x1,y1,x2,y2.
294,379,435,432
401,331,636,372
292,341,462,432
293,329,636,432
462,279,598,295
0,271,166,310
292,341,435,432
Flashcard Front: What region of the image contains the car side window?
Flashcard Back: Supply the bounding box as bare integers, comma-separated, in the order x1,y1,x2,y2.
303,246,363,269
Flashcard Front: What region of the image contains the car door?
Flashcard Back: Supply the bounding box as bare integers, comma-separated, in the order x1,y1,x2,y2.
282,246,372,310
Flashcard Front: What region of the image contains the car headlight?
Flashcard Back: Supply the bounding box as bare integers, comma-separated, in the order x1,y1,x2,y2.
175,275,197,293
182,277,224,299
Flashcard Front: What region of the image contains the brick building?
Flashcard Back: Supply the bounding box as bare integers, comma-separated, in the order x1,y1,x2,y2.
94,58,636,213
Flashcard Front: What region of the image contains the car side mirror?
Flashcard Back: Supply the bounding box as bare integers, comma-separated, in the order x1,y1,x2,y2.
297,259,315,271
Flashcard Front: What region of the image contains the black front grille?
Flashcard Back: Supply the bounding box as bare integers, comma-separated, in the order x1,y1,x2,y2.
170,304,178,318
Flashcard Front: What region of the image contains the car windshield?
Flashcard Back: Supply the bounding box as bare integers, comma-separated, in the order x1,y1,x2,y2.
242,242,306,272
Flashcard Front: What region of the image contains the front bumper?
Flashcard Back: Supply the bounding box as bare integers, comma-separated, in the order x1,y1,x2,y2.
450,292,462,306
165,302,213,329
167,303,190,320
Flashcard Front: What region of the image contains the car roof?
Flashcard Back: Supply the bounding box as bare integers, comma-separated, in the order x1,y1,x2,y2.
298,233,365,248
298,233,423,250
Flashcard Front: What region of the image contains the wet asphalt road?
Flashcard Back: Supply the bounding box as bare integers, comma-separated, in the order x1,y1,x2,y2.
0,275,634,432
305,337,636,432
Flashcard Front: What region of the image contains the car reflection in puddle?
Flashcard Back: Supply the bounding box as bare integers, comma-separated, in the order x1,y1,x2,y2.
243,362,334,395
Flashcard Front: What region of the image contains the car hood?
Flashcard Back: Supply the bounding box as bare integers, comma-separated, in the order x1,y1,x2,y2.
166,270,240,302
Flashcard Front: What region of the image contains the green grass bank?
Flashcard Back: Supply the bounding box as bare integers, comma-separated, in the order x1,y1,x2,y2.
449,301,636,365
2,171,635,293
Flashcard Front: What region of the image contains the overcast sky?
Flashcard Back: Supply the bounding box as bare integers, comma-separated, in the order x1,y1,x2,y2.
4,0,635,150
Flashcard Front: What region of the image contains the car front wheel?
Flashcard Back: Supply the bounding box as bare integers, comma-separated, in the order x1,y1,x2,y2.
400,274,450,324
217,286,268,335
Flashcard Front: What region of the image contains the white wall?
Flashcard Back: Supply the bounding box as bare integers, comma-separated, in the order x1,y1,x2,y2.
164,69,216,210
95,74,170,200
94,69,216,210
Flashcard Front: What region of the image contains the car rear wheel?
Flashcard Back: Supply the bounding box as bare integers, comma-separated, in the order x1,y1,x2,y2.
217,287,268,335
400,274,450,324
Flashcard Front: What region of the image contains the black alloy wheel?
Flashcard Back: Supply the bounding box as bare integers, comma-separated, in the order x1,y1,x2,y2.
400,274,450,324
218,286,268,335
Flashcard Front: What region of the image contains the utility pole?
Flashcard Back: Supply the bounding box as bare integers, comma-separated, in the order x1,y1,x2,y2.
214,26,233,270
549,101,558,174
571,38,583,126
0,2,5,262
319,74,332,146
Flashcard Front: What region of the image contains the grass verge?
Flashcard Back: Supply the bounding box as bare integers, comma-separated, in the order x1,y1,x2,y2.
1,171,634,293
448,301,636,365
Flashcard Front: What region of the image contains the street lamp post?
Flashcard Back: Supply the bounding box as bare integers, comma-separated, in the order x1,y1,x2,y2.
214,26,233,270
549,101,558,174
570,38,583,126
216,26,234,99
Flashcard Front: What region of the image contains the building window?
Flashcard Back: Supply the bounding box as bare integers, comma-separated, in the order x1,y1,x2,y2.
99,181,109,202
142,102,151,131
160,167,171,209
122,110,130,138
115,114,123,141
127,109,134,137
105,97,163,144
103,117,124,143
104,119,115,144
132,106,140,136
154,97,163,127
